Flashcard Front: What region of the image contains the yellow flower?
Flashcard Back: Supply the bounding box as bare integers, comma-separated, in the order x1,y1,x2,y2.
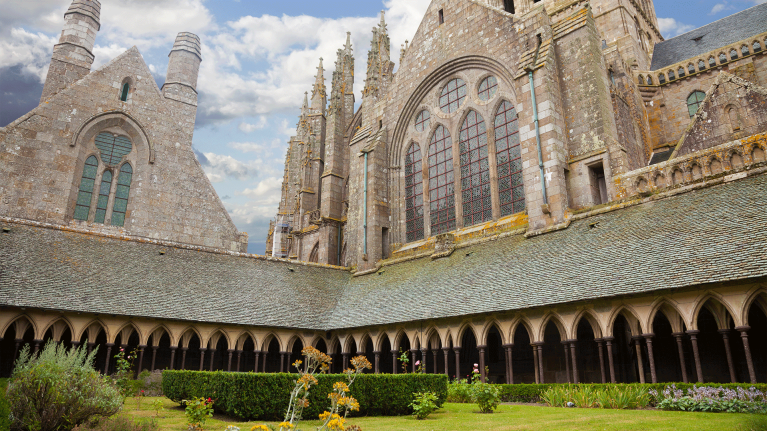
332,381,349,393
319,411,331,421
278,421,295,429
250,426,270,431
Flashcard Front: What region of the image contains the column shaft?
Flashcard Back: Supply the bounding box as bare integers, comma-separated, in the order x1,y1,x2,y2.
687,330,704,383
737,326,757,384
672,333,689,383
569,341,579,384
643,334,657,384
719,330,737,383
596,339,606,383
605,337,616,383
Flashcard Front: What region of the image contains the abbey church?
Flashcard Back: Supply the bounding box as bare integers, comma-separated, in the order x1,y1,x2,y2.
1,0,767,386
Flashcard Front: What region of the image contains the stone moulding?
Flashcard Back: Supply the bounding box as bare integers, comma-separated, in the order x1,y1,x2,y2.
71,111,156,164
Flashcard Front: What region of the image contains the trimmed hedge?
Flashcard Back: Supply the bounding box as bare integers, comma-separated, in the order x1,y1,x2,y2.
162,371,448,421
492,383,767,403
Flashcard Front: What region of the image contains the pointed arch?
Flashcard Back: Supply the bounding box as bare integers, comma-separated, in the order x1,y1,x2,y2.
327,336,342,355
424,327,442,350
40,316,74,341
357,333,373,353
145,323,175,347
393,329,410,351
76,319,109,344
260,333,283,352
178,326,203,348
539,312,568,341
376,332,392,353
405,141,425,242
494,99,525,217
428,124,456,235
646,298,689,333
285,334,305,353
234,331,258,351
480,319,507,345
344,335,359,354
742,287,767,326
690,293,740,330
458,109,492,227
1,314,37,341
455,322,478,348
606,305,644,336
571,309,604,339
509,316,535,342
114,321,142,345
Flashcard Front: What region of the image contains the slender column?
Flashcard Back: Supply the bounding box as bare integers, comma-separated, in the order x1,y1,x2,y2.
596,339,607,383
686,330,703,383
261,351,268,373
411,350,417,373
208,348,215,371
71,341,81,350
532,344,540,384
453,348,461,379
280,352,286,373
604,337,616,383
672,332,689,383
569,340,579,384
236,350,243,372
199,348,206,372
180,347,188,370
736,326,757,384
561,341,571,382
391,350,398,374
150,346,158,372
137,345,146,377
538,344,545,383
478,345,487,383
632,336,646,383
87,342,95,355
442,347,450,377
13,340,21,363
170,347,177,370
33,340,42,356
432,350,439,374
718,330,737,383
373,351,381,374
227,349,234,372
643,334,657,384
254,352,260,373
342,353,349,371
502,344,513,384
104,343,114,375
421,349,428,373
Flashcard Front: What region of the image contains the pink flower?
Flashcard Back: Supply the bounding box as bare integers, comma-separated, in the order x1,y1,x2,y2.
473,363,478,367
415,360,421,366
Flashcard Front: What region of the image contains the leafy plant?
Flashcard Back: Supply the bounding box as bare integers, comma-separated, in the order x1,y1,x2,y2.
652,384,767,414
150,399,164,418
183,397,214,430
7,341,123,431
410,392,439,419
113,348,138,398
472,382,501,413
398,349,410,374
73,417,158,431
446,378,472,403
318,355,371,431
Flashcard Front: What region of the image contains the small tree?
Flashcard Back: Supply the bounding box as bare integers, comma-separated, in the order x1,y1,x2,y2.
7,341,123,431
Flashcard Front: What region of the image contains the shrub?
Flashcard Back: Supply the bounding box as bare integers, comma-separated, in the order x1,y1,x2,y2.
541,385,650,409
410,392,439,419
447,379,473,403
7,341,123,431
472,382,501,413
594,386,650,409
163,370,447,421
73,417,158,431
652,385,767,414
183,397,214,430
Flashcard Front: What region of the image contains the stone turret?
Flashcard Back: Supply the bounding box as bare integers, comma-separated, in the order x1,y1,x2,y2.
41,0,101,102
310,58,327,115
162,32,202,105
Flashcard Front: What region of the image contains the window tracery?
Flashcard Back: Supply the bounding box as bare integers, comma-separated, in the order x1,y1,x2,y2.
74,156,99,221
95,132,132,166
477,76,498,101
687,91,706,118
428,125,456,235
111,163,133,227
405,143,425,242
414,110,431,132
94,170,112,224
495,101,525,216
439,78,467,114
459,111,492,227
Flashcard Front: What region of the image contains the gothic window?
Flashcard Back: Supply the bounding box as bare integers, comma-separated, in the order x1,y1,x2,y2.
439,78,467,114
646,75,653,85
495,101,525,216
741,45,750,56
414,110,431,132
428,125,456,235
111,163,133,227
477,76,498,101
709,56,716,68
687,91,706,118
638,75,645,85
120,83,130,102
74,156,98,221
668,70,676,81
95,132,132,166
658,74,666,84
93,170,113,224
719,53,727,64
698,59,706,71
754,41,763,53
687,64,695,75
459,110,491,227
405,143,424,242
730,48,738,60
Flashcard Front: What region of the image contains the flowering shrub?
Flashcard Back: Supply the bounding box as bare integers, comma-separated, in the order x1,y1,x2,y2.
113,347,138,398
447,378,473,403
183,397,214,430
468,365,500,413
318,356,371,431
398,349,410,374
410,392,439,419
277,346,332,431
651,385,767,414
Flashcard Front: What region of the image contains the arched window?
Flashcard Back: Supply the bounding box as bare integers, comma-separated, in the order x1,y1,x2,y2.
74,156,98,221
668,69,675,80
687,91,706,118
495,101,525,216
93,170,113,224
677,67,685,78
741,45,750,56
719,53,727,64
414,110,430,132
428,125,456,235
120,83,130,102
95,132,132,166
111,163,133,227
729,48,738,60
709,56,716,68
754,41,763,53
688,64,695,75
646,75,653,85
637,75,645,85
478,76,498,101
459,110,491,227
658,73,666,84
439,78,467,114
405,143,424,242
698,59,706,71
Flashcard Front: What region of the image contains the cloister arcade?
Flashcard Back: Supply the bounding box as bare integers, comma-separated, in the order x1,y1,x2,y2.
1,283,765,384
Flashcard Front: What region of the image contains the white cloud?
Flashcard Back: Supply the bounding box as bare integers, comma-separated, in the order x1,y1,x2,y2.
238,116,267,133
657,18,695,38
709,2,730,15
0,28,57,82
228,142,265,153
237,177,282,199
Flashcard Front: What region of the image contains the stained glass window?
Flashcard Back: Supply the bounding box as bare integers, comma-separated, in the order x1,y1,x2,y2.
405,143,424,242
95,132,132,166
74,156,98,221
94,170,113,224
459,111,492,227
439,78,467,114
428,125,456,235
495,101,525,216
415,110,431,132
477,76,498,101
111,163,132,227
687,91,706,118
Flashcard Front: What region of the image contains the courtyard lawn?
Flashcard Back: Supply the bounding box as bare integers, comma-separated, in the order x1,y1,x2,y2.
120,397,766,431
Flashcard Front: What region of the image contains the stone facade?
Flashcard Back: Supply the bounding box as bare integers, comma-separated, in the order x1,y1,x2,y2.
0,1,247,252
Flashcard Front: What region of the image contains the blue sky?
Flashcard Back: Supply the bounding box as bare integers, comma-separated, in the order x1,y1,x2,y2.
0,0,763,254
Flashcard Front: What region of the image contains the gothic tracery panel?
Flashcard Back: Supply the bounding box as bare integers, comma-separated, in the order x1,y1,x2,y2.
459,110,492,227
428,125,456,236
405,142,425,242
495,101,525,216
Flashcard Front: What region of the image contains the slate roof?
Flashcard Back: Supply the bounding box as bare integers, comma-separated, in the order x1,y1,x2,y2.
650,3,767,71
1,173,767,331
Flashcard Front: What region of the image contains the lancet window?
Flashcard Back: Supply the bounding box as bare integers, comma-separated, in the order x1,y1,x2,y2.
459,111,492,226
428,125,456,235
495,101,525,216
405,143,425,242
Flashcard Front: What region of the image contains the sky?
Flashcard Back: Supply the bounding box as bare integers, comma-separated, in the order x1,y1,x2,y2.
0,0,764,254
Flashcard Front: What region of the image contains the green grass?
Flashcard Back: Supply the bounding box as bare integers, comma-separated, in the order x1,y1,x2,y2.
119,396,766,431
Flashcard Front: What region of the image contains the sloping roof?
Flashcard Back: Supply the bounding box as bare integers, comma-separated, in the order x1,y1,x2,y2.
650,3,767,71
2,173,767,331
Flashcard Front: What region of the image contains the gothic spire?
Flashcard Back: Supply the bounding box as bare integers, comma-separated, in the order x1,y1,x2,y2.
363,11,391,98
301,91,309,116
311,57,326,113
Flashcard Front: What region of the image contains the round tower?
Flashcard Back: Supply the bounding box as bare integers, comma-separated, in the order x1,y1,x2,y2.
164,32,202,93
40,0,101,102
